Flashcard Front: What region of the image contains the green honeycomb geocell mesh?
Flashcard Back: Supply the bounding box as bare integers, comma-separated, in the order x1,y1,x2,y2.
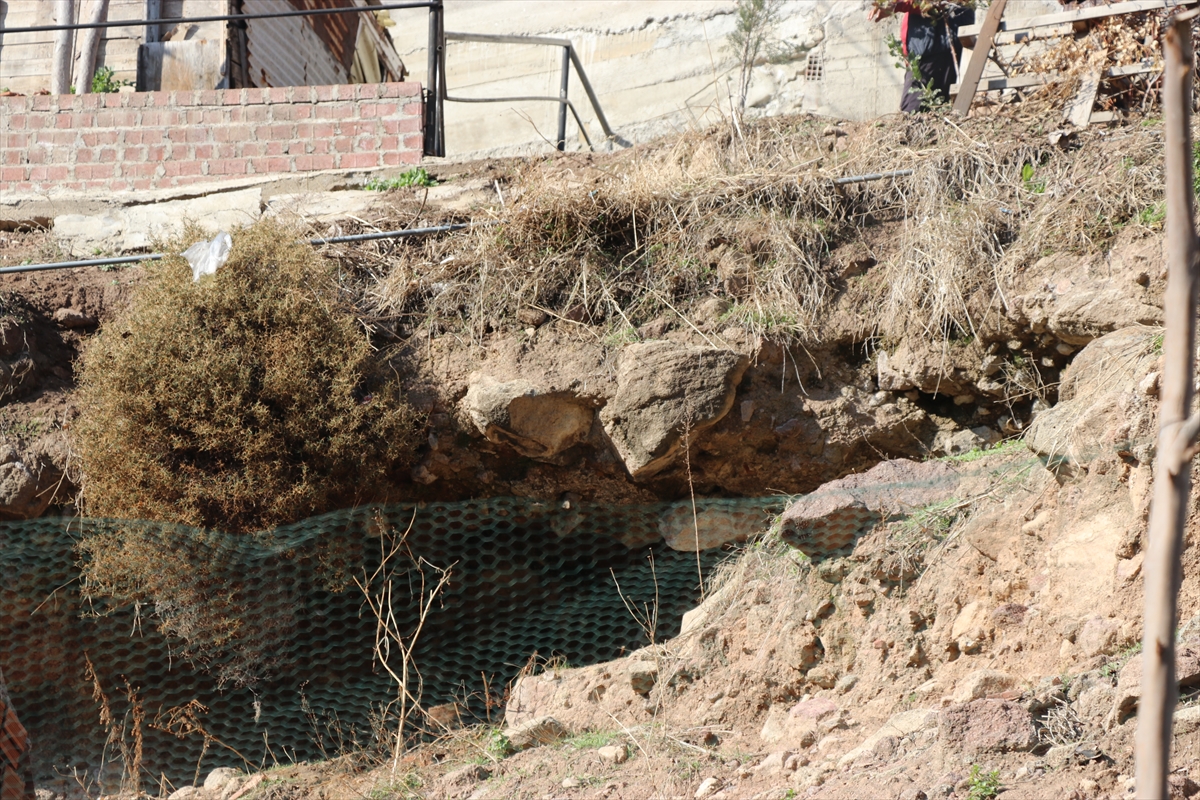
0,498,781,791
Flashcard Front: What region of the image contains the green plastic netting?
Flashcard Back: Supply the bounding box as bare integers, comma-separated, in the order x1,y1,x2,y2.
1,497,781,791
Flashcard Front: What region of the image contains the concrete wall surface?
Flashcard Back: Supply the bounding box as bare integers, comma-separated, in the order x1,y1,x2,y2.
385,0,1059,160
0,82,422,195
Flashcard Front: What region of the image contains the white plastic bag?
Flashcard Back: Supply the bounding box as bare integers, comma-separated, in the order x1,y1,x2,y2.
182,231,232,282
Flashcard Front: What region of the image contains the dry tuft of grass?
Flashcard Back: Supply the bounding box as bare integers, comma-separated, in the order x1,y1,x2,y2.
74,218,421,533
356,112,1169,349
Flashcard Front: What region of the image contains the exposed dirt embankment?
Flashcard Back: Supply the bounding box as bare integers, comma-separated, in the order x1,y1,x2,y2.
0,113,1174,522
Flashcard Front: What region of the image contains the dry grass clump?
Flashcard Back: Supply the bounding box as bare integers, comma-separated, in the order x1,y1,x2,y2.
74,218,420,534
366,112,1166,348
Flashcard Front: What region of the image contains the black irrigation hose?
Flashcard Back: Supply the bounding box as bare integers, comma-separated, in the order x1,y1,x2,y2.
0,222,478,275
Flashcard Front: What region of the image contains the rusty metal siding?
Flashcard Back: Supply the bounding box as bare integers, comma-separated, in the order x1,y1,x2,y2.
243,0,355,87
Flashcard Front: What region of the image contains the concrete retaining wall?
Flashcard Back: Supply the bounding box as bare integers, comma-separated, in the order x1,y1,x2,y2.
0,82,423,194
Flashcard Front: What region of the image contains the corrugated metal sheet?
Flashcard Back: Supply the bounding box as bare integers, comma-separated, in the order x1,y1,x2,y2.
243,0,355,87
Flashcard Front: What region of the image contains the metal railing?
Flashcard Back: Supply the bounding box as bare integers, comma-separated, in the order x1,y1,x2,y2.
441,32,626,152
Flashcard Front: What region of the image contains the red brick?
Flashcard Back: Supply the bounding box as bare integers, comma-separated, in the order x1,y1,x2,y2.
287,140,307,155
71,112,96,128
167,128,191,143
145,91,173,108
187,127,208,143
14,182,33,191
264,140,286,156
81,163,116,179
2,133,28,150
267,156,292,172
314,85,336,102
291,105,313,120
268,123,294,139
330,136,353,153
1,150,22,166
398,149,421,165
194,144,214,159
195,90,220,107
215,143,236,159
239,142,266,158
46,165,69,180
122,93,148,108
121,145,148,163
140,130,165,145
121,162,157,178
295,122,314,139
79,93,105,109
53,114,71,129
49,130,79,145
309,139,329,155
267,87,290,104
379,83,402,98
311,122,335,139
132,179,154,190
0,96,31,113
80,130,117,146
242,106,269,123
31,96,53,111
26,148,46,165
101,94,122,108
170,144,190,160
396,115,422,134
214,125,252,143
6,115,27,130
403,134,423,149
243,88,266,105
147,144,167,161
339,152,379,169
222,89,243,106
378,135,399,151
197,109,220,125
96,147,118,162
75,148,95,164
334,84,357,101
402,101,423,117
360,102,398,119
269,105,296,122
316,104,354,120
226,107,243,123
177,161,203,176
1,167,27,182
211,159,248,175
25,115,47,130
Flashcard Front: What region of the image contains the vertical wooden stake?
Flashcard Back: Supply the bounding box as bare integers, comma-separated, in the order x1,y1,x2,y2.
76,0,111,95
50,0,76,96
1136,10,1200,799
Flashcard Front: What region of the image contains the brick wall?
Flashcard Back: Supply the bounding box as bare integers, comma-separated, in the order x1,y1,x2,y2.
0,82,423,194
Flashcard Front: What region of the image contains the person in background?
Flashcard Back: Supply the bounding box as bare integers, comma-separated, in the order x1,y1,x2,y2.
868,1,977,112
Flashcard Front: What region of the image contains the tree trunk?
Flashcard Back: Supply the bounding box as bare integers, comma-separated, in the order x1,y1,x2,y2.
1135,11,1199,799
76,0,110,95
50,0,76,96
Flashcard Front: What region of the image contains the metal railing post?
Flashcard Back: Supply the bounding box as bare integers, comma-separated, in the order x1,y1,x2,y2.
556,45,569,151
424,0,445,157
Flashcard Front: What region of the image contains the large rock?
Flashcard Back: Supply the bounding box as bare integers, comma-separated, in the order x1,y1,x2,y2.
877,340,975,397
657,503,771,552
838,709,938,767
504,652,660,732
600,341,749,480
1110,640,1200,725
463,373,594,460
937,700,1038,755
778,458,959,559
1007,240,1163,345
1026,326,1160,471
502,715,566,751
0,435,73,520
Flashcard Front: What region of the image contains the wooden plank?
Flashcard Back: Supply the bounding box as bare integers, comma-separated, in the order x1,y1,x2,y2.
953,0,1007,116
1090,110,1118,123
960,0,1196,36
950,61,1160,95
1064,68,1103,127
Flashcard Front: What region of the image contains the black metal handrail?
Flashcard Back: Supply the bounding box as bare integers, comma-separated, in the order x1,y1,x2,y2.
442,32,626,152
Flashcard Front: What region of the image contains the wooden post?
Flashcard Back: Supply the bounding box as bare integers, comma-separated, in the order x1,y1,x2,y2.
50,0,76,96
1135,10,1200,799
952,0,1007,116
76,0,110,95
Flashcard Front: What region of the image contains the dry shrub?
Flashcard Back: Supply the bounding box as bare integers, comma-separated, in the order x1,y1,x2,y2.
75,218,420,533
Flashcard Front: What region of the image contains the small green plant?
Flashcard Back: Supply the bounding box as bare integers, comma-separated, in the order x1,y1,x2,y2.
68,66,129,95
966,765,1002,800
896,497,962,540
886,34,949,113
1021,162,1046,194
367,774,422,800
1138,202,1166,228
940,438,1025,464
1151,332,1165,355
1099,641,1143,678
486,728,513,760
364,168,438,191
562,730,619,750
